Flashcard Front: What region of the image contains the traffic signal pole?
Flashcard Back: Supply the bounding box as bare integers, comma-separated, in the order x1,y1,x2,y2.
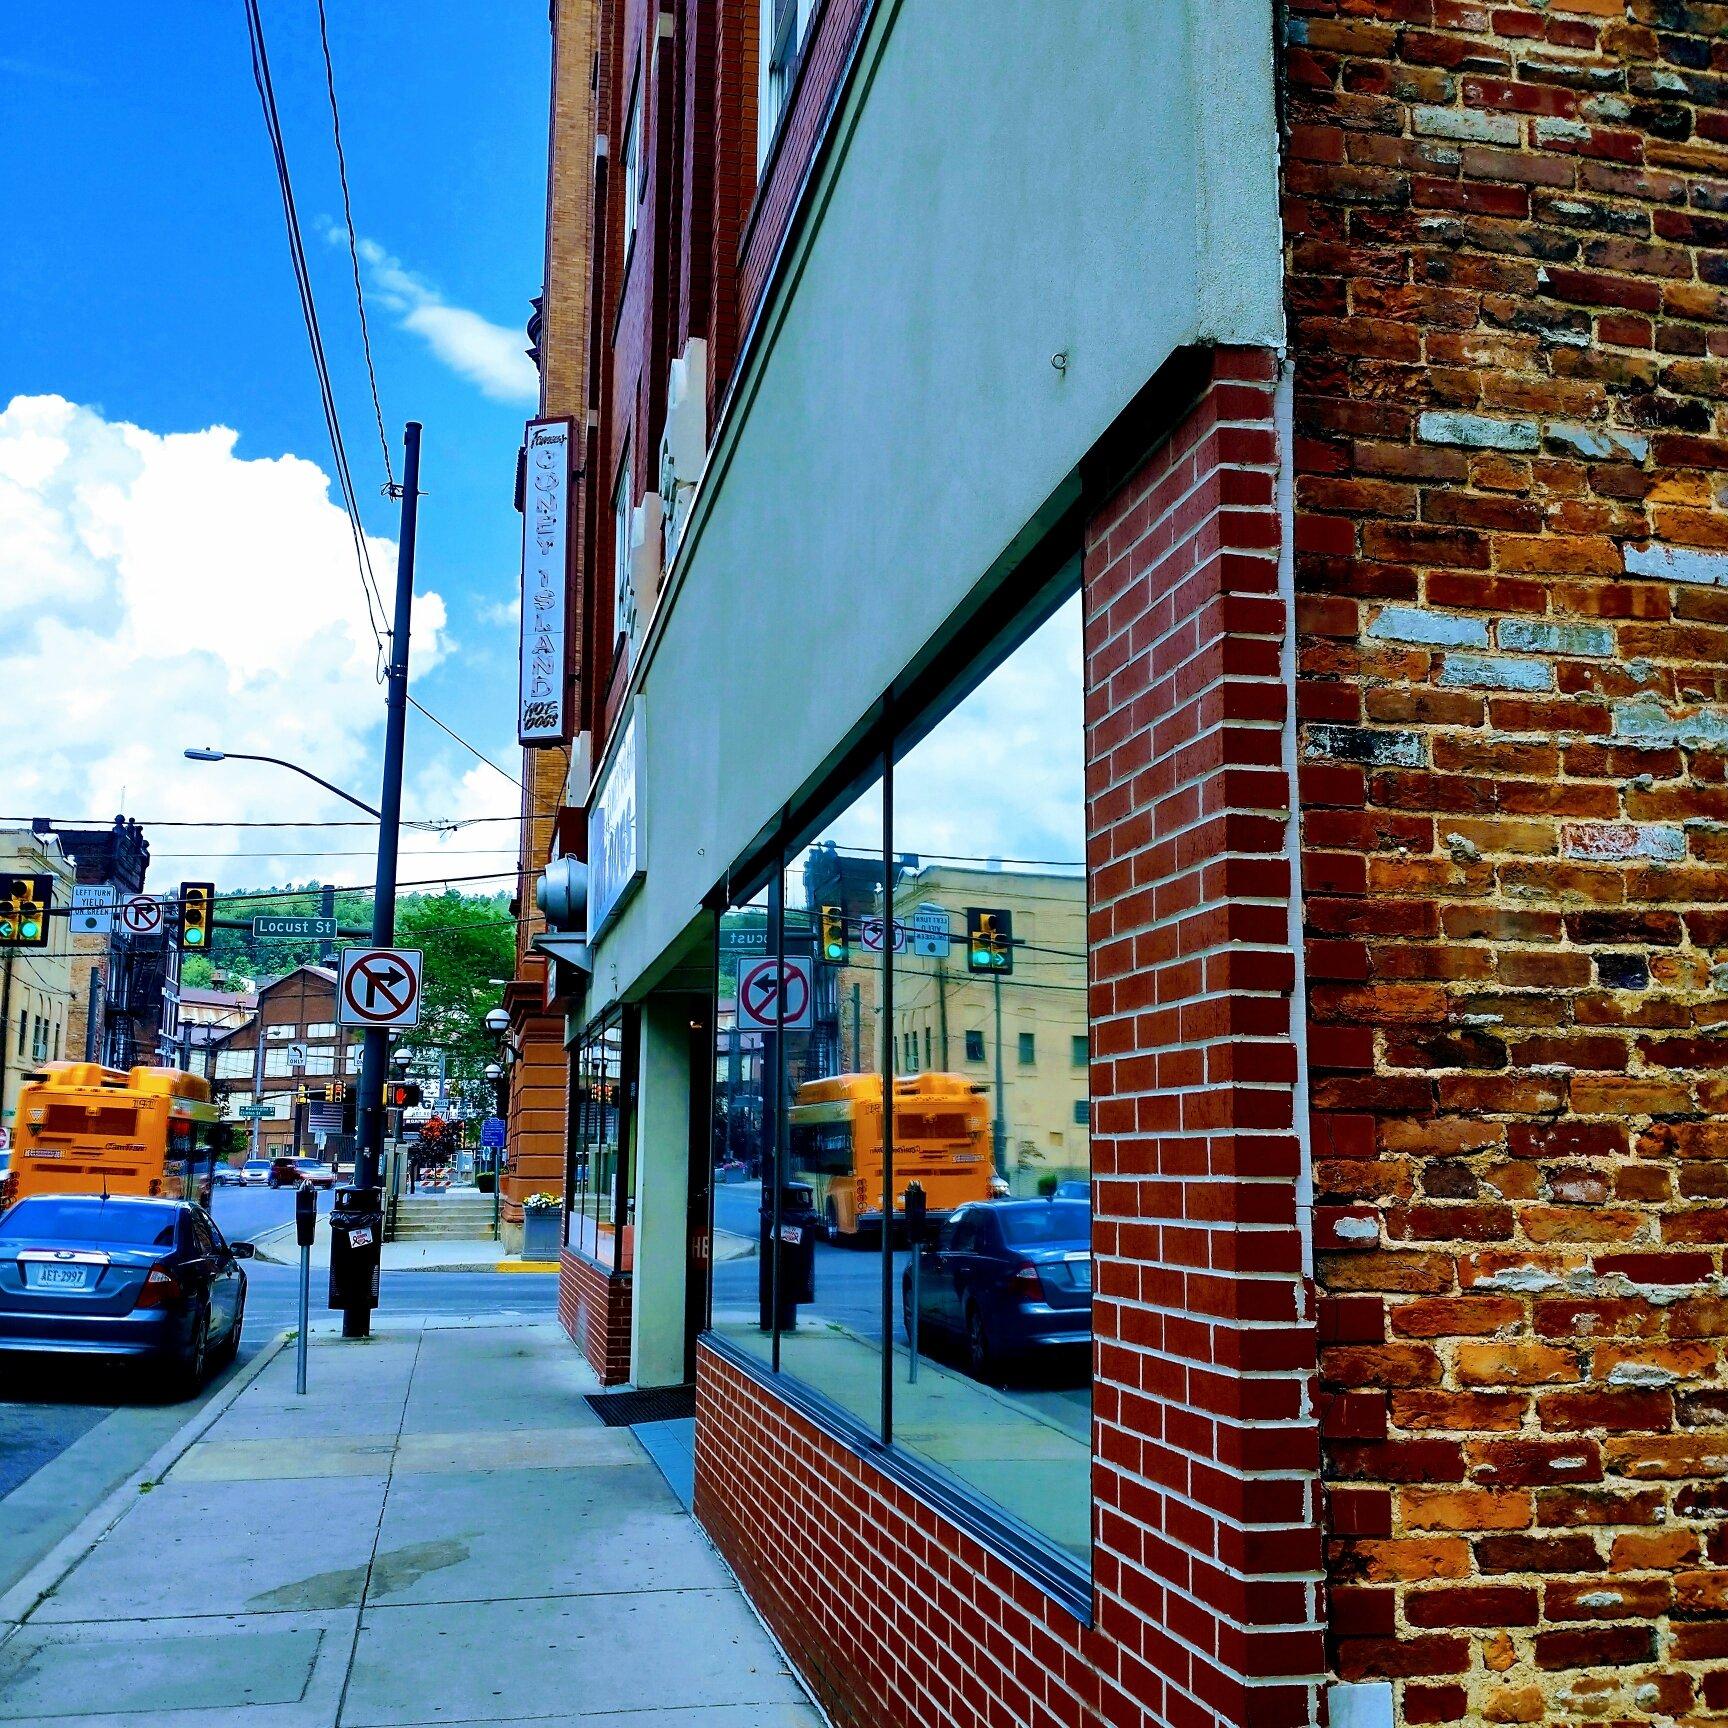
348,421,421,1340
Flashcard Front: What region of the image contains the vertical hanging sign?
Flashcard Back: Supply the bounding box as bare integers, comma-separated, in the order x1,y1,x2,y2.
518,418,573,745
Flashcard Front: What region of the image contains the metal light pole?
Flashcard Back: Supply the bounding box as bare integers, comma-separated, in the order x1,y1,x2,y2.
181,751,380,1174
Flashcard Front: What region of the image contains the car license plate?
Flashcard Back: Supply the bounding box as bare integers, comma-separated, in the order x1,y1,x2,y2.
349,1227,374,1248
29,1264,90,1290
779,1225,802,1246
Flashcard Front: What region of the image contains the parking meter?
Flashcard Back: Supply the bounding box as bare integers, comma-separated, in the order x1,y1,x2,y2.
294,1180,317,1395
904,1182,927,1383
903,1181,928,1246
295,1182,318,1247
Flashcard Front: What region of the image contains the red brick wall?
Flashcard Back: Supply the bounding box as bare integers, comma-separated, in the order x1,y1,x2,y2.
1286,3,1728,1720
559,1245,633,1385
695,350,1320,1728
738,0,866,336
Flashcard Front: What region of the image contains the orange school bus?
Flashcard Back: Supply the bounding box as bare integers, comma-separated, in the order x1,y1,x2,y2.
4,1063,227,1208
789,1071,992,1242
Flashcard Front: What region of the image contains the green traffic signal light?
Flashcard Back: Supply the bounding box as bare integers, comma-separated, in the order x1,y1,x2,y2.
20,918,40,941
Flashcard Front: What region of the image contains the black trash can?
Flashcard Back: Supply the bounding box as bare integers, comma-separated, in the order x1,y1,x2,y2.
758,1181,818,1331
328,1184,383,1330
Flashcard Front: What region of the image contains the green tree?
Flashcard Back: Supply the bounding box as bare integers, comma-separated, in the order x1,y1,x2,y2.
393,891,514,1105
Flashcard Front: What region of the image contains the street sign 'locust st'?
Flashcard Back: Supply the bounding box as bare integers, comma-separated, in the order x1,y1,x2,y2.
254,916,338,940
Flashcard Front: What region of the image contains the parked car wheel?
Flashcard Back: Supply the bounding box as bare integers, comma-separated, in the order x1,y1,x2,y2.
215,1290,244,1368
175,1303,211,1397
965,1302,995,1382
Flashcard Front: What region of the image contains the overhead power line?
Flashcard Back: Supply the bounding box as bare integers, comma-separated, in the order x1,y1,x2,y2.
4,814,519,831
407,697,526,793
242,0,390,674
315,0,395,497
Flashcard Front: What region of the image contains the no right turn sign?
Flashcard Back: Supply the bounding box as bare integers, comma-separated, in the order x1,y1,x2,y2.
338,947,425,1029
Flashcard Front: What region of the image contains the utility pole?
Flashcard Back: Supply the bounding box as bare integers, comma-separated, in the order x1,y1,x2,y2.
319,883,336,967
83,964,102,1062
249,1011,267,1160
349,421,421,1340
991,970,1006,1180
0,948,13,1138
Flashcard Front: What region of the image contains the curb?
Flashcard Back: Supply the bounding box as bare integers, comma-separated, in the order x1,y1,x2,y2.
496,1260,559,1274
0,1329,292,1632
250,1219,301,1265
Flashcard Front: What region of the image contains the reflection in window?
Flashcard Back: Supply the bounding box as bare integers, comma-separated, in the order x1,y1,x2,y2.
704,588,1092,1568
567,1013,634,1269
709,887,775,1373
889,596,1090,1564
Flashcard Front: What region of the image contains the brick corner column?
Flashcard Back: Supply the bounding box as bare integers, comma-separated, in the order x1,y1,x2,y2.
1084,345,1325,1728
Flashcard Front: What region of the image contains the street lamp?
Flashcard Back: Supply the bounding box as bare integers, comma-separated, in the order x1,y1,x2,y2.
183,747,382,818
484,1007,509,1037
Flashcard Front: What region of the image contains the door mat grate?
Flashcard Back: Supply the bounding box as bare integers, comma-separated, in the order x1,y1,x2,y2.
586,1385,696,1426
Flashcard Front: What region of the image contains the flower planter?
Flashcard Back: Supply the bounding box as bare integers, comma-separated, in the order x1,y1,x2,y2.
522,1207,561,1261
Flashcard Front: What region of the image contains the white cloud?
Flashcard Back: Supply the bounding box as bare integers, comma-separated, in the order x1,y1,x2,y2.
345,234,538,406
0,393,520,893
477,594,520,627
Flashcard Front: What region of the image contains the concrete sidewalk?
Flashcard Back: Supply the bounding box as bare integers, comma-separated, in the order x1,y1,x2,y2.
251,1217,556,1275
0,1320,824,1727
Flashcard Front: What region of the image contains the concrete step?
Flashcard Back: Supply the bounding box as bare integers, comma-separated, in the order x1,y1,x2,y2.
391,1227,501,1242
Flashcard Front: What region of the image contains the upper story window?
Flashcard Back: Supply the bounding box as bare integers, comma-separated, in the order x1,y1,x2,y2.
613,450,634,646
759,0,816,165
620,73,643,262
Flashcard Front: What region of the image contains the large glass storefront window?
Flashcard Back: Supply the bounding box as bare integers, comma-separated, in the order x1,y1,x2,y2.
706,586,1091,1569
567,1012,635,1269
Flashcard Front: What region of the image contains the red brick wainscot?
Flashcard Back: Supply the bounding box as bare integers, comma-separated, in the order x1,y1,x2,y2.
558,1246,632,1387
694,348,1324,1728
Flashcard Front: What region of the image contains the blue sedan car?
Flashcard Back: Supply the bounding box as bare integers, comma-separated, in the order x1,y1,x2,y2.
903,1199,1091,1382
0,1195,252,1395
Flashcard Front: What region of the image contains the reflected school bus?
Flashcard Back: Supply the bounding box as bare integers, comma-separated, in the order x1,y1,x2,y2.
4,1063,227,1208
789,1071,992,1243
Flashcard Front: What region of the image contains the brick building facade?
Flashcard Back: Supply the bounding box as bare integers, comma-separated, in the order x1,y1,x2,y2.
510,3,1728,1725
1287,6,1728,1721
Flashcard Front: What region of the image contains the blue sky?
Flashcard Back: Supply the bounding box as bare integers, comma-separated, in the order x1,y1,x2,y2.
0,6,548,892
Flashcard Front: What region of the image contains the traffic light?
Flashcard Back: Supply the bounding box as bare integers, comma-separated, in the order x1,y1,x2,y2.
179,881,214,949
965,907,1014,975
0,875,52,948
819,904,848,964
389,1082,423,1108
330,1081,345,1103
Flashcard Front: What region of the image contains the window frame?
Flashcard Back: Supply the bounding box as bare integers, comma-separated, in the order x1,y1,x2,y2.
612,446,634,649
620,66,643,265
701,555,1094,1612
